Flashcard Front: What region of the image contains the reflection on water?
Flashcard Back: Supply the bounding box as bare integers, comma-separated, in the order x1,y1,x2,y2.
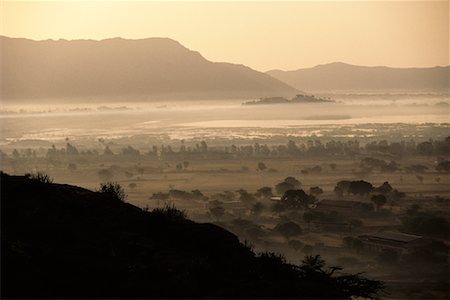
0,98,448,144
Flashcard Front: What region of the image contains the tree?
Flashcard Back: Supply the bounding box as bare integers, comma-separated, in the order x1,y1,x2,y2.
103,146,114,155
271,202,286,214
335,180,351,194
209,206,225,220
284,176,301,188
237,189,256,204
401,210,449,237
281,189,317,210
257,162,267,171
309,186,323,196
25,172,53,184
349,180,373,196
99,182,126,202
275,181,295,195
150,204,187,221
329,163,337,171
191,189,206,201
334,186,344,198
68,163,77,172
373,181,393,194
371,194,387,211
436,160,450,173
255,186,273,199
122,146,140,156
12,149,20,159
274,221,302,239
417,141,433,156
66,143,79,155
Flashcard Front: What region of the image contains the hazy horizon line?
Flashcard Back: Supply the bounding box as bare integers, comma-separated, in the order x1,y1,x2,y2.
2,34,449,72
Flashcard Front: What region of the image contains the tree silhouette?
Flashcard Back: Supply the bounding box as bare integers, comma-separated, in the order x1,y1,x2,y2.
371,194,387,211
99,182,126,202
281,189,317,209
349,180,373,196
275,181,295,195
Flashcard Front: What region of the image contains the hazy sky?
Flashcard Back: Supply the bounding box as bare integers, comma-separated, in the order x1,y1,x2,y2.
1,1,449,71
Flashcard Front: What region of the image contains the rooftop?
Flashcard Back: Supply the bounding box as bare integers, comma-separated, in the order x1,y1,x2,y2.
360,231,423,243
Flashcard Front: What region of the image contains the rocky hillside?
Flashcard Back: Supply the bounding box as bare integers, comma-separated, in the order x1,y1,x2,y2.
1,172,382,298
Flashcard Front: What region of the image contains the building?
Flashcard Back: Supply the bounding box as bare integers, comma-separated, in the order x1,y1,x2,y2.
358,231,431,254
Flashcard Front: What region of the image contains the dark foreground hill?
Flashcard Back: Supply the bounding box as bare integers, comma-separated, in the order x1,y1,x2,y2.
1,172,382,299
267,62,449,92
0,36,298,101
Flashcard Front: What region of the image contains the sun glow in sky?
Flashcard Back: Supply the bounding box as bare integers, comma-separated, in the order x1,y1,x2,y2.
1,1,449,71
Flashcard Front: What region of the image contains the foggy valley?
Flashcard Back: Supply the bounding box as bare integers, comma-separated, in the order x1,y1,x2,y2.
1,1,449,299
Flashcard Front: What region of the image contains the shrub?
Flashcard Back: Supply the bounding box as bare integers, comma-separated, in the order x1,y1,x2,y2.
25,172,53,184
99,182,126,202
150,204,187,221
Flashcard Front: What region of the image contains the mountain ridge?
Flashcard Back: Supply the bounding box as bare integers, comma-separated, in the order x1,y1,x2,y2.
0,36,298,101
267,62,449,92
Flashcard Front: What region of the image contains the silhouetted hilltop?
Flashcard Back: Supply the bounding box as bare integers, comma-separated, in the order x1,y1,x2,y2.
0,36,298,101
267,62,449,92
1,172,382,299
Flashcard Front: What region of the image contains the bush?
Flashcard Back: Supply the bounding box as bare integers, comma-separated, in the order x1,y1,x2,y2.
99,182,126,202
149,204,187,221
25,172,53,184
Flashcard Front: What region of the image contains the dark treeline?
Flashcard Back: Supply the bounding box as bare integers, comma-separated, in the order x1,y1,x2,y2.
3,136,450,161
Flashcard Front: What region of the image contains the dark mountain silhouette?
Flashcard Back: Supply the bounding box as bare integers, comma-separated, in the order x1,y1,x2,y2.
1,172,382,299
267,62,449,92
0,36,298,101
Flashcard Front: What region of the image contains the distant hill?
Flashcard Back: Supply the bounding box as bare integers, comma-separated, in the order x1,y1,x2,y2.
1,172,382,298
267,62,449,92
0,36,298,101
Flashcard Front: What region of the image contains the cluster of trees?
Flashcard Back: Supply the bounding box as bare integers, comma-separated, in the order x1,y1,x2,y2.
4,136,449,161
401,206,449,237
275,177,302,194
334,180,404,202
150,189,207,202
343,235,448,267
359,157,400,172
148,176,407,221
